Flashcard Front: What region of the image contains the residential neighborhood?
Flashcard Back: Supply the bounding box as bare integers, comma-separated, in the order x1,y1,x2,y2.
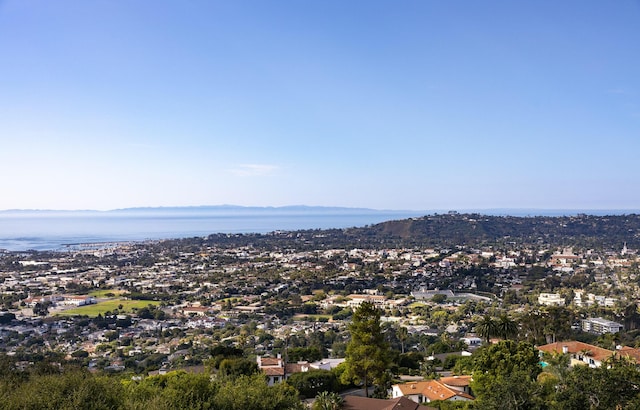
2,214,640,408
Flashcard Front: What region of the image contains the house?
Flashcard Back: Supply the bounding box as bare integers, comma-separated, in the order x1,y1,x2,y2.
438,375,473,396
345,294,398,309
538,341,615,368
257,356,285,386
309,358,345,370
256,355,312,386
391,376,474,404
615,346,640,363
574,292,617,308
181,305,212,317
538,293,565,306
24,295,63,307
60,295,97,306
581,317,623,334
342,396,429,410
461,337,482,348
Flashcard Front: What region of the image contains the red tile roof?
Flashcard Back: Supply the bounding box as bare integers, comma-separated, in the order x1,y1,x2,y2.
394,380,474,402
615,346,640,363
343,396,428,410
538,341,615,363
258,357,281,367
262,367,284,376
439,375,472,388
421,380,474,402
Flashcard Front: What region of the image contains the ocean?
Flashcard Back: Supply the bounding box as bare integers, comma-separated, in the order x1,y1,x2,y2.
0,209,425,252
2,207,634,252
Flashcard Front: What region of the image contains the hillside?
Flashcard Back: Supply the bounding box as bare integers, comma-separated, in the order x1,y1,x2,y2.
351,213,640,248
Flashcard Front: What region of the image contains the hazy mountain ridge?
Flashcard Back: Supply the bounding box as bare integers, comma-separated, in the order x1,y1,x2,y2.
0,205,398,215
2,205,638,216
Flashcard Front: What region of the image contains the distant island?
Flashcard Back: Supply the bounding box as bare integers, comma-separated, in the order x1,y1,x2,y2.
1,205,639,216
0,205,408,216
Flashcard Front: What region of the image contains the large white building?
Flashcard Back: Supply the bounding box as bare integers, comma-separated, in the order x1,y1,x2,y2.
574,291,617,308
345,294,402,309
538,293,565,306
582,317,623,335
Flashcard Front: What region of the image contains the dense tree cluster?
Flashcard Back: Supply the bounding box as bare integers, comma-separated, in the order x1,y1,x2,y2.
440,341,640,410
140,213,640,252
0,360,304,410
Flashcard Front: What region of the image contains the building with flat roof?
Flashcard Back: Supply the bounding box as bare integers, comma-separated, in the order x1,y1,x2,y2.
538,293,565,306
582,317,623,335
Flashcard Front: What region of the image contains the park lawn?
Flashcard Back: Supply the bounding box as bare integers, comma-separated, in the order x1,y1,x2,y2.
88,289,126,298
57,299,160,317
408,301,428,309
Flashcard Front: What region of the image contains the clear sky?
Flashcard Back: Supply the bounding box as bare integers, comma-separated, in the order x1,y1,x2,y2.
1,1,639,211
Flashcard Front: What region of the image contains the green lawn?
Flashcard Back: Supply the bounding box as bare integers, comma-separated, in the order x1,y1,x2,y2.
88,289,125,298
56,299,160,317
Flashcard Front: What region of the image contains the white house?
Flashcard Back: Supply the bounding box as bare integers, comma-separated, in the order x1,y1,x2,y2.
60,295,97,306
391,376,474,404
538,341,614,368
461,337,482,348
538,293,565,306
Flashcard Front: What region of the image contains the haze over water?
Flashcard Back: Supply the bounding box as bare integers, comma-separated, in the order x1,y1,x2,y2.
0,209,424,252
1,207,636,252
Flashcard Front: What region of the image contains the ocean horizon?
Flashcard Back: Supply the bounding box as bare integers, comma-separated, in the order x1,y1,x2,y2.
0,209,424,252
1,207,637,252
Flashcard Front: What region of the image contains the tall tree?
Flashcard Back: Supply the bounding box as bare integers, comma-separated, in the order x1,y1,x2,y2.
554,361,640,410
397,325,408,354
476,315,497,344
542,306,573,344
472,340,541,380
472,370,546,410
497,314,518,340
340,302,390,397
470,341,544,410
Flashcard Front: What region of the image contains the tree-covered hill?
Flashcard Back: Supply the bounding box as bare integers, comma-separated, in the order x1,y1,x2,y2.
356,213,640,248
188,213,640,250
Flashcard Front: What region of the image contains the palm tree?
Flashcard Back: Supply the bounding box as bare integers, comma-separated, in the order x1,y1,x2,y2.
578,348,592,363
313,391,343,410
541,351,570,381
476,315,497,344
397,325,408,354
497,314,518,340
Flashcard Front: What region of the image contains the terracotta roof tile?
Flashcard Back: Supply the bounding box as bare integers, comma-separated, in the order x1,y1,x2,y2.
439,375,472,387
538,341,615,363
394,379,474,402
262,367,284,376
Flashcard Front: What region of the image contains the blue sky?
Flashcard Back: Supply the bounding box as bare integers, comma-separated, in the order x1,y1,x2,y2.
1,1,639,211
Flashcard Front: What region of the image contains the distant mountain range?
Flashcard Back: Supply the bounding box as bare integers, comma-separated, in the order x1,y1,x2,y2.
0,205,412,216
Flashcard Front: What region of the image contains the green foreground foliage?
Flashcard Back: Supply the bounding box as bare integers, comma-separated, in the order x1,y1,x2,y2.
440,340,640,410
4,340,640,409
0,365,303,410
